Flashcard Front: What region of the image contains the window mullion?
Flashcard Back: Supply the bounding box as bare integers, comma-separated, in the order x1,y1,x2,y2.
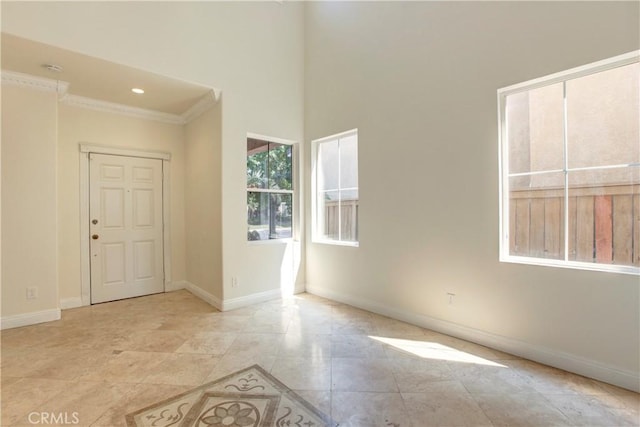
248,188,294,194
503,98,510,251
337,139,342,241
562,81,570,262
509,169,564,178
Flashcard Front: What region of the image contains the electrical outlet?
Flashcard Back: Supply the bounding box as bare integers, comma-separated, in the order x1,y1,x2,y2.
231,277,238,288
446,292,455,305
26,286,38,300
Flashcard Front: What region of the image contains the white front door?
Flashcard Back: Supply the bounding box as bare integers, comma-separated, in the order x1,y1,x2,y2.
89,153,164,304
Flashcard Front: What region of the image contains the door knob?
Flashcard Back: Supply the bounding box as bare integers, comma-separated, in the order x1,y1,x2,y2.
92,234,99,240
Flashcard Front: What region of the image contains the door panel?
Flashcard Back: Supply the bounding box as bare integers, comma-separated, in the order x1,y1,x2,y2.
132,166,154,182
133,189,154,228
90,153,164,303
101,164,125,181
134,240,155,280
102,188,125,228
102,243,126,285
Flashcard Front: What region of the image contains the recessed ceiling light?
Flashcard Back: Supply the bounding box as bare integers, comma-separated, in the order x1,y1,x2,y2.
131,88,145,94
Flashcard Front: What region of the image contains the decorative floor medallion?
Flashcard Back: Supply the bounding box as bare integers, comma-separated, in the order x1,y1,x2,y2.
126,365,336,427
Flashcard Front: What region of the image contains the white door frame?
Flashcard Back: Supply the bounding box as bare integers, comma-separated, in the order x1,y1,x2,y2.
79,144,172,306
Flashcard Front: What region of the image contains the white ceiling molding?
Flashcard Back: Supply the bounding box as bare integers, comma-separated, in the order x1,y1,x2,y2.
181,89,220,123
2,69,220,125
59,93,186,125
1,69,69,94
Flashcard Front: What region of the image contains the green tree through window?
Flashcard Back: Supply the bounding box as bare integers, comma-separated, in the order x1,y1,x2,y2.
247,138,293,240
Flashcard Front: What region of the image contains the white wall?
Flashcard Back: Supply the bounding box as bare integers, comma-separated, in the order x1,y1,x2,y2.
1,85,59,319
304,1,639,390
57,105,187,303
185,104,222,300
2,1,305,306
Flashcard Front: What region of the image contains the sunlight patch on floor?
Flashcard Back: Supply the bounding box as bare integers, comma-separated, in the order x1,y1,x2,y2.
369,336,507,367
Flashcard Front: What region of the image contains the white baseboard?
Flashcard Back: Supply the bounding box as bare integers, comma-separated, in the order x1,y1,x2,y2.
59,297,84,310
184,281,223,311
223,288,282,311
183,281,284,312
1,308,61,330
58,282,187,310
305,283,640,393
165,281,187,292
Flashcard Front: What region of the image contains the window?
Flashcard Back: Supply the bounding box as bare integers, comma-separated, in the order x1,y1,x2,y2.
246,135,293,241
312,129,359,245
499,52,639,274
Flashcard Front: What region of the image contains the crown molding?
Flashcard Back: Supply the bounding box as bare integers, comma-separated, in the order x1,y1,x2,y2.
3,69,220,125
60,94,186,125
181,89,220,123
1,70,69,94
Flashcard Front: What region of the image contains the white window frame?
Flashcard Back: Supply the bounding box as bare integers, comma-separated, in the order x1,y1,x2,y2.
498,50,640,275
312,129,359,247
246,132,297,244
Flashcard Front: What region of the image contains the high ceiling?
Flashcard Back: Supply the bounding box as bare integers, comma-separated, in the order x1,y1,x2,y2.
1,33,214,115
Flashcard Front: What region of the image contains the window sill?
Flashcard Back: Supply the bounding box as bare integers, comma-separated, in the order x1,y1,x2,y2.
312,239,359,248
500,254,640,276
248,238,295,246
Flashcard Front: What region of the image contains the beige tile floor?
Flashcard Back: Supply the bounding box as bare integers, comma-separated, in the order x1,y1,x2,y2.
1,290,638,427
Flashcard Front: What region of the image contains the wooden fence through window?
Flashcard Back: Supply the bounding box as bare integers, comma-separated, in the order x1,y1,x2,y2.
324,200,358,241
510,184,640,266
